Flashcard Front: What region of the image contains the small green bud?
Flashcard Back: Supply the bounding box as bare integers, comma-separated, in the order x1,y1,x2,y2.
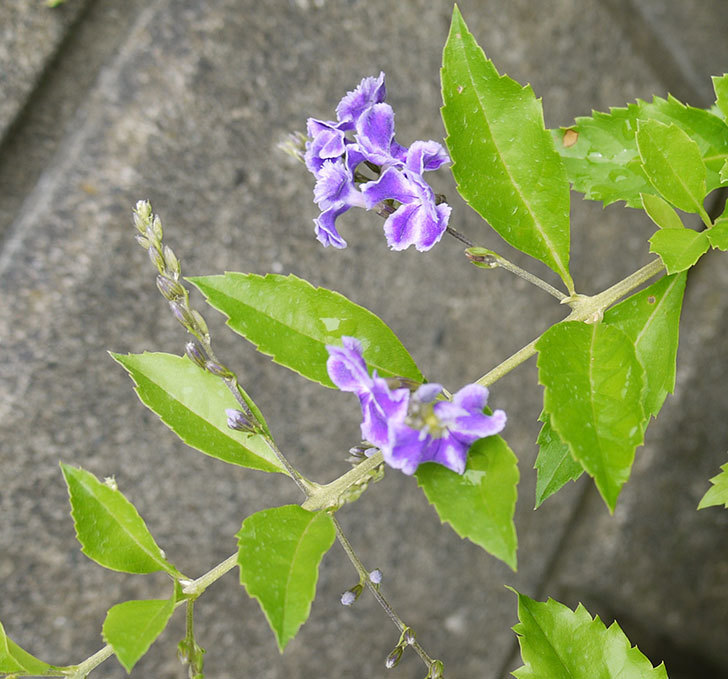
385,646,404,669
133,200,152,232
148,245,166,273
428,660,444,679
340,583,363,606
169,300,196,330
151,214,163,241
185,339,208,368
135,233,150,249
190,310,209,339
465,246,499,269
205,360,234,378
156,274,185,301
163,244,181,277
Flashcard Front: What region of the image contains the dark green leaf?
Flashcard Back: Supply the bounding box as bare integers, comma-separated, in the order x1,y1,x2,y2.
641,193,684,230
534,414,584,509
713,74,728,119
103,598,175,673
553,95,728,207
604,272,687,418
648,228,710,274
61,463,180,575
536,322,646,512
441,6,573,292
416,435,518,570
636,119,707,214
237,505,336,651
511,589,668,679
0,621,53,675
698,462,728,510
111,352,284,474
189,273,422,388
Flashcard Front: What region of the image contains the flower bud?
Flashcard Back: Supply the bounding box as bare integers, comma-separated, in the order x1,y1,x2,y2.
148,245,166,273
134,233,150,249
340,583,363,606
429,659,444,679
156,274,185,301
133,200,152,232
225,408,256,433
385,646,404,669
163,244,180,277
151,215,163,241
369,568,382,584
191,310,209,339
403,627,416,645
205,360,234,379
169,300,195,330
185,340,208,368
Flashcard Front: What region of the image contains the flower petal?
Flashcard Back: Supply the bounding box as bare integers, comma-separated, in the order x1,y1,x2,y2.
313,160,366,210
385,422,426,475
361,167,418,208
336,72,386,124
405,140,450,174
326,337,370,390
314,206,349,248
355,103,397,165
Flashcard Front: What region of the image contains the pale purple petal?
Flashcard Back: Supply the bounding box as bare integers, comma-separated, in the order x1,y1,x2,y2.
313,160,366,210
420,436,468,474
361,168,418,208
355,103,397,165
382,203,421,251
361,380,409,448
451,384,490,411
305,119,347,175
336,72,386,124
326,338,371,391
414,383,443,403
405,140,450,174
314,206,349,248
385,422,426,475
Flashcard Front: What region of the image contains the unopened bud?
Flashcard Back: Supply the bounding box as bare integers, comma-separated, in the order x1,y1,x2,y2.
133,200,152,232
185,340,208,368
429,659,444,679
340,583,363,606
403,628,416,645
225,408,256,433
134,233,150,249
205,360,234,378
148,245,166,273
369,569,382,584
385,646,404,669
169,300,195,330
190,310,209,339
151,215,163,241
156,274,185,301
277,131,308,163
163,245,180,277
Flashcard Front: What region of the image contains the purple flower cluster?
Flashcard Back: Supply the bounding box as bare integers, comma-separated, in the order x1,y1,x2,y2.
327,337,506,475
305,73,452,252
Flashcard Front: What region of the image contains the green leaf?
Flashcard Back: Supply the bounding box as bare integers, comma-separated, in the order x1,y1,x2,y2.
636,119,707,214
720,158,728,184
713,74,728,119
237,505,336,651
641,193,684,230
60,463,180,575
534,414,584,509
536,322,646,512
0,621,53,675
416,435,518,570
441,6,573,292
111,352,285,474
188,273,422,388
708,200,728,250
604,272,687,418
510,589,668,679
103,598,175,673
648,228,710,274
698,462,728,509
554,95,728,207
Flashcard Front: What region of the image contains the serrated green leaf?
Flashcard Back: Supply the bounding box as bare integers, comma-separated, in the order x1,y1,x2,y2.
60,463,180,575
237,505,336,651
713,74,728,119
648,228,710,274
604,273,686,418
636,119,707,215
188,273,422,388
103,598,175,673
708,200,728,250
698,462,728,509
641,193,684,230
536,322,646,512
0,621,53,675
534,413,584,509
111,352,284,474
554,95,728,207
415,435,518,570
441,7,573,292
510,589,668,679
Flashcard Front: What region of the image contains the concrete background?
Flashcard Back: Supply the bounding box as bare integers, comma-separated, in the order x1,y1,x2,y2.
1,1,727,678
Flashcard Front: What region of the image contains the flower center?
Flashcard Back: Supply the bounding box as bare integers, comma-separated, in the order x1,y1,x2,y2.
406,401,448,439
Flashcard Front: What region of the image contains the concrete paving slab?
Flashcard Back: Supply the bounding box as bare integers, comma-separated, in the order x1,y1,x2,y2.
1,2,727,678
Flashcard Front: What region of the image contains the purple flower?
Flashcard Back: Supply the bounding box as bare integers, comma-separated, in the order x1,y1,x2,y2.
326,336,409,447
326,337,506,475
335,72,387,125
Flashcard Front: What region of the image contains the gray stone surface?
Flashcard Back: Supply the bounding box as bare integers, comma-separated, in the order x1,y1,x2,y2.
1,1,727,679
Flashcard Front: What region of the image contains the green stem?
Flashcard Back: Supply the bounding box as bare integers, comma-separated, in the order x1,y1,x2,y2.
493,255,568,301
181,553,239,597
476,257,665,386
63,646,115,679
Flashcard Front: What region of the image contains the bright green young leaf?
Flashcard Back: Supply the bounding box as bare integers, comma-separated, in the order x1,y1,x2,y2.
237,505,336,652
636,119,707,215
61,463,180,576
416,435,518,570
510,589,668,679
708,200,728,250
698,462,728,510
721,158,728,184
534,414,584,509
553,95,728,207
188,273,422,388
713,74,728,119
648,228,710,274
111,352,284,474
0,621,53,675
641,193,684,230
441,6,573,292
536,322,646,512
604,272,687,418
103,598,175,673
